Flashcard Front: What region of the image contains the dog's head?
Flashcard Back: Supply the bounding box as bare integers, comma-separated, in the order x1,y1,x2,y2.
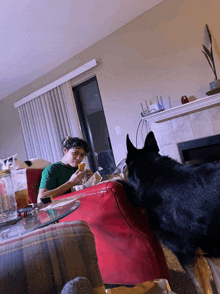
126,131,159,165
126,132,160,189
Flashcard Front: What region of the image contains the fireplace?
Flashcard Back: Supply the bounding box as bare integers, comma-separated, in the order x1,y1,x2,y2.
177,134,220,164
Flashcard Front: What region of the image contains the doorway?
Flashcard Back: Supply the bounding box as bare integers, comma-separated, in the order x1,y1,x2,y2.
72,76,116,177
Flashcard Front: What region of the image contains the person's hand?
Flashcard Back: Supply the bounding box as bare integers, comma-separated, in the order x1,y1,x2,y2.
84,169,93,180
68,169,84,185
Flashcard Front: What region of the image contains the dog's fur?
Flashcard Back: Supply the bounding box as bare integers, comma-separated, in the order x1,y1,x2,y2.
125,131,220,293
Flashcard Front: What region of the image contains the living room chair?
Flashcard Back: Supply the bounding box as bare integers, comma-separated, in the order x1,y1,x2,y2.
0,220,174,294
0,220,105,294
25,168,44,203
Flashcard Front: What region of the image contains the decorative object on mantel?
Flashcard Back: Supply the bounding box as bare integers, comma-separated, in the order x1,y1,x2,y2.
162,96,172,110
141,96,164,117
202,24,220,96
181,95,189,104
141,93,220,123
206,87,220,96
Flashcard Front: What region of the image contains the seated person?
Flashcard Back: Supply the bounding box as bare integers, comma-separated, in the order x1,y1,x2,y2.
37,136,93,203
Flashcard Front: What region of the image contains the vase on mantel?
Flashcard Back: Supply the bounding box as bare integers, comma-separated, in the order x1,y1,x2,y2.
202,25,220,96
206,79,220,96
210,79,220,90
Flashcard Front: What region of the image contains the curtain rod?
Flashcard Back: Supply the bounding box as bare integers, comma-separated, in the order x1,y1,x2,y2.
14,58,97,108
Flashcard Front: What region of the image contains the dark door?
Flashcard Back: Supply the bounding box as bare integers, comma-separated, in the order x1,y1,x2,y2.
72,76,116,177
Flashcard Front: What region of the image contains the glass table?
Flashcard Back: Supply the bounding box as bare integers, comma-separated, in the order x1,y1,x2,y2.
0,198,80,242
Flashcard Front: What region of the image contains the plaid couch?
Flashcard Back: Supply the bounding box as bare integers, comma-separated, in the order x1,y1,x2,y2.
0,220,105,294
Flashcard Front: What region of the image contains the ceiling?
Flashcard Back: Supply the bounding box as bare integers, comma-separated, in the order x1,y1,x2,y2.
0,0,165,101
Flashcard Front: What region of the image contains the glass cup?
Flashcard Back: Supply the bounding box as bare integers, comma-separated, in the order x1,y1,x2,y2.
0,171,17,223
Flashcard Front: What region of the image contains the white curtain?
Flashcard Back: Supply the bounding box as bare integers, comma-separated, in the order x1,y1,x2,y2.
17,82,79,163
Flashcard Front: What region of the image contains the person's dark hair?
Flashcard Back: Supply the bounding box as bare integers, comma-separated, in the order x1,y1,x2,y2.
62,136,89,154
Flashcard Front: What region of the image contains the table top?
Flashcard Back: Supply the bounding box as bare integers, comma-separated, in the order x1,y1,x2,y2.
0,198,80,242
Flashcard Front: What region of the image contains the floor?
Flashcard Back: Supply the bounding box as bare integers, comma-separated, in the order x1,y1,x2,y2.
105,245,218,293
162,245,218,294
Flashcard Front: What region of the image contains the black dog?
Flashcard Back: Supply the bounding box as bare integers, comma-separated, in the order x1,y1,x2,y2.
125,131,220,293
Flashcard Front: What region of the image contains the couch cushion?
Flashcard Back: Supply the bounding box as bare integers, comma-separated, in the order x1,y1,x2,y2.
0,220,105,294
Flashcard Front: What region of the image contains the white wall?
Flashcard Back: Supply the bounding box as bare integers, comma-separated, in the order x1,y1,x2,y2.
0,96,27,160
1,0,220,164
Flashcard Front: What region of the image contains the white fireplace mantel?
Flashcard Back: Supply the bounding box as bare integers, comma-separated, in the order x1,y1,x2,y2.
142,93,220,123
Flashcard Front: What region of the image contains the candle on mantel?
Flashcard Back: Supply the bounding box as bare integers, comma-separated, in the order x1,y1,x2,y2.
181,95,189,104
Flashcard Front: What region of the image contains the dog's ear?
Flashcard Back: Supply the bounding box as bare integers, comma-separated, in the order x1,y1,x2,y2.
126,135,137,164
143,132,159,153
126,135,137,154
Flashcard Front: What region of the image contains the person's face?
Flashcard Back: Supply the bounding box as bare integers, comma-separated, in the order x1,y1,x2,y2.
63,147,86,168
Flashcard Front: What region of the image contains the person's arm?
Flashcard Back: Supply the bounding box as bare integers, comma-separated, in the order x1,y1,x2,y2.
37,169,84,203
38,183,73,202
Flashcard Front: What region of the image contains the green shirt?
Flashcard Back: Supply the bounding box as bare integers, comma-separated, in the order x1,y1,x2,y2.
39,161,78,194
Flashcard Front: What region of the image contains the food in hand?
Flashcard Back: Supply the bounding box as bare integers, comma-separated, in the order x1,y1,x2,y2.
78,163,85,171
